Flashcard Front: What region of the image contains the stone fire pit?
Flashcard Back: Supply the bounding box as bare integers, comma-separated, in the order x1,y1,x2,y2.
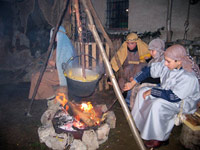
38,98,116,150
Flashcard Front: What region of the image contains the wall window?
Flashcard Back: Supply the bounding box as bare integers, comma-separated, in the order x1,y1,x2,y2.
106,0,129,29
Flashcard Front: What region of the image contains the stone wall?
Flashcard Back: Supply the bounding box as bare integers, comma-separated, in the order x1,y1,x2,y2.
92,0,200,41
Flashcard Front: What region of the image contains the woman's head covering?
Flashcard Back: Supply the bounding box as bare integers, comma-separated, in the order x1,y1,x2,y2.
165,44,200,83
165,44,193,72
148,38,165,58
189,55,200,84
148,38,165,66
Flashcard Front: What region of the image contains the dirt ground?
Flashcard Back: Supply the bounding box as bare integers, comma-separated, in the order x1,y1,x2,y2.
0,81,190,150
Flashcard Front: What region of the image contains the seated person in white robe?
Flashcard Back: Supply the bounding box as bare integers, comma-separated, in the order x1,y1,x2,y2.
125,38,165,109
123,44,200,148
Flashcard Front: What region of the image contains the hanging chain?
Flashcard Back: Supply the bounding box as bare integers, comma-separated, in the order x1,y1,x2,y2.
183,0,191,40
80,3,94,43
79,3,88,43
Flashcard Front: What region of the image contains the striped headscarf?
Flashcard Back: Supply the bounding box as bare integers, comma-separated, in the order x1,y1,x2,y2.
164,44,200,82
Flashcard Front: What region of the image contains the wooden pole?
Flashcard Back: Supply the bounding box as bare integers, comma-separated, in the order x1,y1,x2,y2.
86,0,114,51
26,0,70,116
80,1,146,150
85,43,89,69
92,43,96,68
86,0,123,76
74,0,86,78
105,43,110,90
166,0,173,42
99,46,103,91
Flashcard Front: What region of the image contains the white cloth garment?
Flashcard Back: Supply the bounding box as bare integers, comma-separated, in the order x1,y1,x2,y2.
50,26,77,86
131,60,200,141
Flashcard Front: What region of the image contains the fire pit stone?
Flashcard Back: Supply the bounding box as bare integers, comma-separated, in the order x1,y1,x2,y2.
82,129,99,150
96,123,110,144
105,111,116,129
38,126,69,150
70,139,87,150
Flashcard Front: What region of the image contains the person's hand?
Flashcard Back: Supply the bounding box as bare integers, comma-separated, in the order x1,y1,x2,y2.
144,56,150,59
123,80,137,91
129,77,134,82
107,78,113,86
48,60,55,67
108,81,113,86
143,89,151,99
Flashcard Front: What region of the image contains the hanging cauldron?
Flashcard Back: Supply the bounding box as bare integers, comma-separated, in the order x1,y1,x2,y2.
62,54,103,100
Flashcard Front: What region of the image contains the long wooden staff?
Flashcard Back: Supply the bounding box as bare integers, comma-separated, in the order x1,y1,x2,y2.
74,0,86,78
26,0,70,117
80,1,146,150
86,0,124,86
86,0,124,78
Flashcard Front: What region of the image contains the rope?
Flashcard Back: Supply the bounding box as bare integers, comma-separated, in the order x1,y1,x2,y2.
175,100,184,126
183,0,191,40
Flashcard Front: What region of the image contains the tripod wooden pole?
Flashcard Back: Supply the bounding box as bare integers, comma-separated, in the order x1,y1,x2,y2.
81,1,146,150
74,0,86,78
26,0,70,117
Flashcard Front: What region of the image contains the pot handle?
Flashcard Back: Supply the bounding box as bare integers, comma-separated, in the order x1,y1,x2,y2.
62,54,97,71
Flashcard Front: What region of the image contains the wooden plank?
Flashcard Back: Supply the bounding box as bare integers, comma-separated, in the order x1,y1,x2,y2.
75,42,81,65
105,43,110,90
98,44,103,91
85,43,89,69
92,43,96,68
183,114,200,131
75,42,80,55
195,107,200,117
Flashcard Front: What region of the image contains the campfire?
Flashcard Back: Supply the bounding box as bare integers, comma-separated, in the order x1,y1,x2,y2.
53,93,107,137
38,92,116,150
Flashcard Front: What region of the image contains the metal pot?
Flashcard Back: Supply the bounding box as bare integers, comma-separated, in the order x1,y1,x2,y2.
62,55,103,99
66,68,101,98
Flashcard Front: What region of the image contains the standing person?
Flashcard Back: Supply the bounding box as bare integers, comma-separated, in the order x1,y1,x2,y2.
124,44,200,148
29,26,77,100
126,38,165,109
110,33,151,91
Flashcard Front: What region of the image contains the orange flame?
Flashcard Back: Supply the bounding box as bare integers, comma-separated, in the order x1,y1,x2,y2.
55,94,101,128
80,102,93,112
81,102,100,126
55,93,69,111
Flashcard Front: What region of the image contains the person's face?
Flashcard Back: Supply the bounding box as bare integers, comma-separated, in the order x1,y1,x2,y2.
150,50,157,58
127,42,137,50
164,56,182,70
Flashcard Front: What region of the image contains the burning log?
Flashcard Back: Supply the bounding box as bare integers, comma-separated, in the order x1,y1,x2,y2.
68,101,100,127
55,93,103,127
